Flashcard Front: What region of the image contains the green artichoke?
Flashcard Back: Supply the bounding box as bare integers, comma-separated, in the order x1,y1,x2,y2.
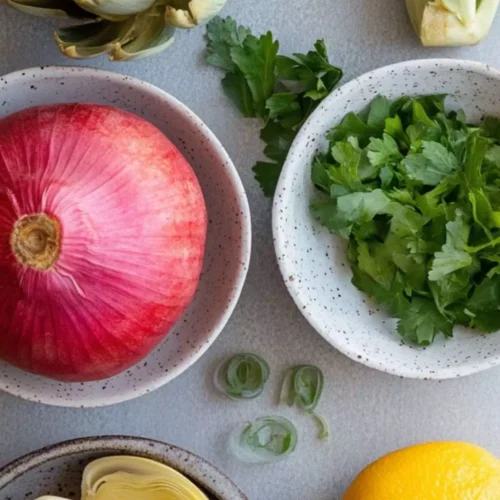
7,0,228,60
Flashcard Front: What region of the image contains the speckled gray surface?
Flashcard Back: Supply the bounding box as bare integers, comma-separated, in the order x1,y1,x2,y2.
1,1,500,499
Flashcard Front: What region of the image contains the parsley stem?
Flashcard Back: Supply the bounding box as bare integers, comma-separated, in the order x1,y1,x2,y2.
468,236,500,253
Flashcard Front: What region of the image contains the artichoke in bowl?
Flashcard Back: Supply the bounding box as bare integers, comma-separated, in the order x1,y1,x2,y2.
6,0,228,60
35,456,209,500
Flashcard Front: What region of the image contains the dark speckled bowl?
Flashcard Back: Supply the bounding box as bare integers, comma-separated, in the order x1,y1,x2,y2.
0,436,247,500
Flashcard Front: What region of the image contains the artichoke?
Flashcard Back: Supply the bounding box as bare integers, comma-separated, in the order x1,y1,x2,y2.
6,0,228,60
36,456,208,500
165,0,227,27
406,0,500,46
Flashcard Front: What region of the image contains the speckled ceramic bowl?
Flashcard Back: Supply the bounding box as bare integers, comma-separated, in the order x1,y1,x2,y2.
0,436,247,500
274,59,500,380
0,66,251,406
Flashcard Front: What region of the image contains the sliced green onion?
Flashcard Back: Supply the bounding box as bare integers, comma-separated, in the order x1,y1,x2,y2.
281,365,329,441
229,416,298,464
312,413,329,441
214,353,269,400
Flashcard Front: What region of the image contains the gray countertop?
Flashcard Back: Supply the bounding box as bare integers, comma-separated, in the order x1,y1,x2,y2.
1,1,500,499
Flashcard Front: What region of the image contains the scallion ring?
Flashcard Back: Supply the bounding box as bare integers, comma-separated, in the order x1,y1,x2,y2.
312,413,330,441
281,365,329,440
214,353,270,400
229,416,298,464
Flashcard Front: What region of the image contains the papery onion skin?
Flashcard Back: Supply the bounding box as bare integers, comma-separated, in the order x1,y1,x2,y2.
0,104,207,382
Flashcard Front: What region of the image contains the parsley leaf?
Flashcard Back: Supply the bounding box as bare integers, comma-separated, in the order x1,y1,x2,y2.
351,265,408,317
265,93,300,120
367,96,391,129
328,112,378,146
422,141,459,174
430,269,473,320
230,32,279,116
253,162,283,197
205,16,343,196
397,298,453,346
481,116,500,140
205,16,251,71
221,72,255,117
402,142,458,186
428,211,473,281
356,241,396,290
384,115,409,149
464,132,489,188
328,140,366,192
467,275,500,332
367,134,403,168
310,198,351,238
336,189,392,224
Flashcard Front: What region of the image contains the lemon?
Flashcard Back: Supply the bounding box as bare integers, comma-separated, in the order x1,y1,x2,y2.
343,442,500,500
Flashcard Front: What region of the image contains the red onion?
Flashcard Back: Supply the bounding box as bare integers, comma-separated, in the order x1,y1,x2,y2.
0,104,207,382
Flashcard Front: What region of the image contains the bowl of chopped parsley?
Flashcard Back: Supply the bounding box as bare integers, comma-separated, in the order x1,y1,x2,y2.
273,59,500,379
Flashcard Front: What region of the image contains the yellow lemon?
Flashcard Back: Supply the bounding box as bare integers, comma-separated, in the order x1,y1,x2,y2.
343,442,500,500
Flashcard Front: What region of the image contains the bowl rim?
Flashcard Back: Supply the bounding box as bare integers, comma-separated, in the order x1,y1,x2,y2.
273,58,500,380
0,435,248,499
0,65,252,405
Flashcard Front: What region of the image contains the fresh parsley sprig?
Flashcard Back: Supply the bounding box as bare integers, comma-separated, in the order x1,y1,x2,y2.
206,16,343,196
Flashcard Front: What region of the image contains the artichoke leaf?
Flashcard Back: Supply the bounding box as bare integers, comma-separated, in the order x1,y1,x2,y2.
55,18,134,58
406,0,500,46
441,0,476,24
82,456,208,500
7,0,92,18
165,0,227,28
73,0,156,18
110,5,175,60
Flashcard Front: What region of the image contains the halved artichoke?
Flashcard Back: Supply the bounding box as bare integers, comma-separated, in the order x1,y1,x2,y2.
406,0,500,46
35,456,208,500
82,456,208,499
7,0,228,60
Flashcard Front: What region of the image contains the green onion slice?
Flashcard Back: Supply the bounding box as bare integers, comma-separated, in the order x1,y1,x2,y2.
214,353,270,400
312,413,330,441
281,365,329,440
229,416,298,464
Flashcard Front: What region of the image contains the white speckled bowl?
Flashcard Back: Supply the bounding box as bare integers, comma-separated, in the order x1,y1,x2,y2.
0,66,251,406
274,59,500,380
0,436,247,500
